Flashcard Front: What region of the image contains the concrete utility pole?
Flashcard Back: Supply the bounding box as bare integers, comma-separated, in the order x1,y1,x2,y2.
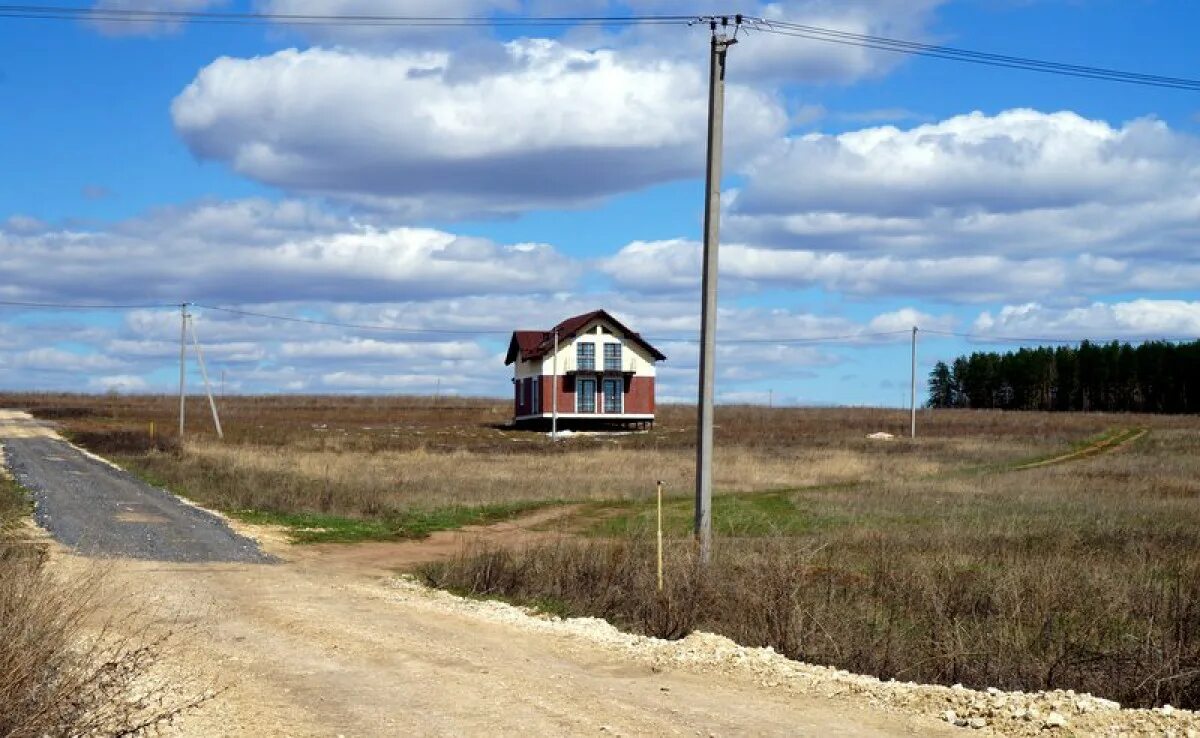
910,326,918,439
551,327,559,441
187,313,224,440
695,16,738,565
178,303,188,439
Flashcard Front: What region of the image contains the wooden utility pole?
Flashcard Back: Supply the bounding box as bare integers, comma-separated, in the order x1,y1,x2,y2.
695,16,738,565
188,313,224,439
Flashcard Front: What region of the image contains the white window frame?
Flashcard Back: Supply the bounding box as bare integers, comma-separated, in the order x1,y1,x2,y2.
603,343,622,371
577,342,595,371
602,378,622,414
577,378,596,413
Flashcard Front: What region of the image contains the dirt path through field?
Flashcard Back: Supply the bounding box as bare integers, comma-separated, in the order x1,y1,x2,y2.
1012,427,1148,470
286,504,578,576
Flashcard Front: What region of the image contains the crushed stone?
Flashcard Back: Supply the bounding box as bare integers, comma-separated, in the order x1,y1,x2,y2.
390,577,1200,737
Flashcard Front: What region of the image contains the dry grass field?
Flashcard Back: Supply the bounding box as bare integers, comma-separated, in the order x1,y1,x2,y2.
4,392,1200,708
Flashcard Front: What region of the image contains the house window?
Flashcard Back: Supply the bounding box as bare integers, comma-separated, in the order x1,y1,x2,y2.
577,378,596,413
603,379,622,413
577,342,595,371
532,377,540,414
604,343,622,371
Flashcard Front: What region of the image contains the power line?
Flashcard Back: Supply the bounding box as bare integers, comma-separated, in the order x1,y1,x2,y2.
0,299,178,310
198,304,914,345
0,6,1193,91
0,6,700,27
0,298,915,344
3,299,1193,347
193,303,512,336
745,18,1200,91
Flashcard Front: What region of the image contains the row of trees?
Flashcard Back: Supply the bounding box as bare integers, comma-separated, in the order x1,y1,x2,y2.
928,340,1200,413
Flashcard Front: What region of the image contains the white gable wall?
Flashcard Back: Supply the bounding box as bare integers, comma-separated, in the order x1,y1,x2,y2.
539,320,656,377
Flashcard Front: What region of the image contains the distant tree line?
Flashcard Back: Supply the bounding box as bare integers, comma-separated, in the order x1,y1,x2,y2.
927,340,1200,413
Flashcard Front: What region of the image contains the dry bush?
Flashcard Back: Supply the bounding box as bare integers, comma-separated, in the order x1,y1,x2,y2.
0,548,208,736
70,429,179,455
0,474,204,735
421,428,1200,709
422,530,1200,710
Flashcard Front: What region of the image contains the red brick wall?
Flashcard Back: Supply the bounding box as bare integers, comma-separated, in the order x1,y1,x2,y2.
528,374,656,415
539,374,576,413
624,376,655,414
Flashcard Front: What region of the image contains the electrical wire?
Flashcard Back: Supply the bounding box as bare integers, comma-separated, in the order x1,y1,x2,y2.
0,6,1194,91
0,299,178,310
192,303,512,336
197,304,914,345
2,299,1193,347
744,18,1200,91
0,6,700,27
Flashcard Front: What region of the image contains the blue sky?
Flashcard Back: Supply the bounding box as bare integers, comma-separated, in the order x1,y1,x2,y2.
1,0,1198,405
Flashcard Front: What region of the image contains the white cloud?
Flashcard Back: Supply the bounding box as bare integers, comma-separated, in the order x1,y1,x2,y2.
730,109,1200,261
7,347,128,373
973,299,1200,340
171,41,786,216
599,238,1180,303
0,199,577,304
279,338,487,362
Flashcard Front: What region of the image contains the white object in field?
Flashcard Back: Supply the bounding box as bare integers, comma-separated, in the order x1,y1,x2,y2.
867,432,895,440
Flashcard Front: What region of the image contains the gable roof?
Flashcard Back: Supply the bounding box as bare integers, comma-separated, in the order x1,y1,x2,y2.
504,310,667,365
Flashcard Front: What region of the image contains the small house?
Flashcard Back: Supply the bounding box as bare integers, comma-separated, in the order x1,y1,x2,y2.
504,310,666,429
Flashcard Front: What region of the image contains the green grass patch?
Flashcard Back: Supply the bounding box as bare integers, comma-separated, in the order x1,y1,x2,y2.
0,475,32,532
229,502,546,544
584,489,852,538
115,455,548,544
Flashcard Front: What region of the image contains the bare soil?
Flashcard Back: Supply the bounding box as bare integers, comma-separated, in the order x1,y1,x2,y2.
45,534,951,737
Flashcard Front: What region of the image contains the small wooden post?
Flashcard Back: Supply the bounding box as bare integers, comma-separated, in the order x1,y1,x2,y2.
149,421,155,439
656,480,664,592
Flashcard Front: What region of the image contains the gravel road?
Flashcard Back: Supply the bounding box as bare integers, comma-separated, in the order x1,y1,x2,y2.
0,413,269,563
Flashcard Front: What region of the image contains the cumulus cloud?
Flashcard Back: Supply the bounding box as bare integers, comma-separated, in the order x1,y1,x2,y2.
171,41,786,216
729,109,1200,261
598,238,1188,303
973,299,1200,340
0,198,577,304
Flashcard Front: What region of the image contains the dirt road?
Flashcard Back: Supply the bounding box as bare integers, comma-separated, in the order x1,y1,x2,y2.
0,409,949,736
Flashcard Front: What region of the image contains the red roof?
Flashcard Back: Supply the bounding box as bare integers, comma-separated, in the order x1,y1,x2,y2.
504,310,666,365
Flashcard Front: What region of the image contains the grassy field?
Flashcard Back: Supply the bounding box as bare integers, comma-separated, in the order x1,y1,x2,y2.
4,391,1200,708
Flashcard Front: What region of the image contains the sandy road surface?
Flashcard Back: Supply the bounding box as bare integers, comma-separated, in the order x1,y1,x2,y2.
74,553,950,737
0,409,949,736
